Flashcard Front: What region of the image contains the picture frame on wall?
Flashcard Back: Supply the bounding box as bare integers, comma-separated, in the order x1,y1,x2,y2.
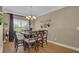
44,24,47,28
41,25,43,28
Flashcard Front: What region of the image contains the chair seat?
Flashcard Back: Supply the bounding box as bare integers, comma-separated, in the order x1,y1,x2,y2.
18,40,24,43
24,39,36,43
16,33,24,40
17,44,24,46
38,38,42,41
43,36,47,38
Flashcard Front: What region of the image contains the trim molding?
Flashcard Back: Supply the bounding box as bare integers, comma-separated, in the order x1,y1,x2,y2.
47,40,79,52
38,6,67,16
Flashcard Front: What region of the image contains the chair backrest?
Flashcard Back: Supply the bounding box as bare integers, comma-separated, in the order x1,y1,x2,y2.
21,31,30,38
14,31,24,41
13,31,18,43
43,30,48,37
16,33,24,40
36,31,40,36
26,31,37,41
37,31,43,38
31,31,37,37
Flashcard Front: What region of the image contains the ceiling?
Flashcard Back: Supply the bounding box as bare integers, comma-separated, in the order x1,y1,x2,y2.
3,6,65,16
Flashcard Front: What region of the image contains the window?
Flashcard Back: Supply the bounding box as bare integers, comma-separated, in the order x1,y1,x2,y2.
13,18,29,32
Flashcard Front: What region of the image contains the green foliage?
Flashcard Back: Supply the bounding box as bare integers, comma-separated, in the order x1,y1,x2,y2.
14,24,29,32
14,21,29,32
0,12,6,24
14,24,22,32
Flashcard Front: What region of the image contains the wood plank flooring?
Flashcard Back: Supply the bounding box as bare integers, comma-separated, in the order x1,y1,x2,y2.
3,41,79,53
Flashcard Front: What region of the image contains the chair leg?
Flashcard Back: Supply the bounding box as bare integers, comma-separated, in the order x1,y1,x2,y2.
15,42,17,48
37,42,39,51
35,42,38,52
35,47,37,52
24,45,26,51
23,41,26,51
15,44,16,48
46,39,47,45
42,39,43,48
35,41,39,52
28,47,30,53
16,45,18,52
28,44,30,53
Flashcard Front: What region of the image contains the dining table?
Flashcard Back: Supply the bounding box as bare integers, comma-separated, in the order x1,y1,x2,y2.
21,30,47,48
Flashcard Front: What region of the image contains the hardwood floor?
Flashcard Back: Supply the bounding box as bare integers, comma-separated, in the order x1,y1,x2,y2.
3,41,79,53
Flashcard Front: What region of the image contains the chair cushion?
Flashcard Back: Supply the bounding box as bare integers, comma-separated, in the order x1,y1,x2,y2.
38,38,42,40
16,33,24,40
24,39,36,43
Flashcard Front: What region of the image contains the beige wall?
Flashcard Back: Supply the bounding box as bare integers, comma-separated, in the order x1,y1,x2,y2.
35,6,79,48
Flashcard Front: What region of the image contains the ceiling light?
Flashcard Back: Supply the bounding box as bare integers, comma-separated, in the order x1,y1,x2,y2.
26,6,36,20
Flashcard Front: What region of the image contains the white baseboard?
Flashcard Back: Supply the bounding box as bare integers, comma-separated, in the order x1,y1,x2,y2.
47,40,79,52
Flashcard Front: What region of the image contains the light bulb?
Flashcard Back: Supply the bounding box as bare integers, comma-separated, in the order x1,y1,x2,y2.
33,16,36,19
29,16,31,18
26,16,30,20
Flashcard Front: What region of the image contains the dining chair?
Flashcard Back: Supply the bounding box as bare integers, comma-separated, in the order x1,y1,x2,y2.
37,31,44,47
14,31,24,52
37,30,48,47
23,32,38,53
43,30,48,45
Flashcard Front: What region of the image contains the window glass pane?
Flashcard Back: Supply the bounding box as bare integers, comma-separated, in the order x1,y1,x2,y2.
13,18,29,32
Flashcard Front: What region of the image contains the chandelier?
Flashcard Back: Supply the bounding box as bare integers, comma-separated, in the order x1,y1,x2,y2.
25,6,36,20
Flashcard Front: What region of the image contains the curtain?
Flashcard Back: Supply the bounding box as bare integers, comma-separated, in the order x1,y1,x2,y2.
9,14,14,42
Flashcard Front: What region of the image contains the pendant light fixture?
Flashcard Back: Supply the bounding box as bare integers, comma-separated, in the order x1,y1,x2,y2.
25,6,36,20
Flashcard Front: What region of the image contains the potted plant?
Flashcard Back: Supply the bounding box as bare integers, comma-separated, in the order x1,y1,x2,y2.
0,12,5,25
